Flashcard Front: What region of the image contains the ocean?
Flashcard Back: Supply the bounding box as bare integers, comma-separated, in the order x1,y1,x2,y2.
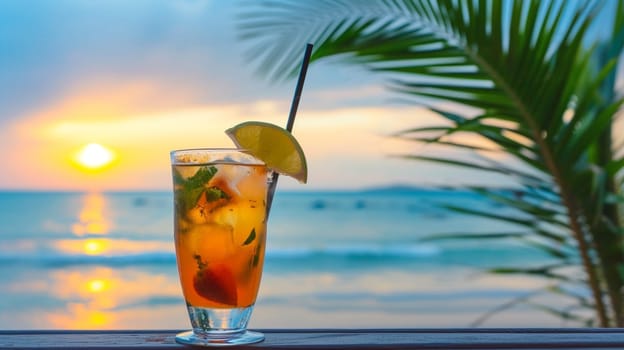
0,189,574,330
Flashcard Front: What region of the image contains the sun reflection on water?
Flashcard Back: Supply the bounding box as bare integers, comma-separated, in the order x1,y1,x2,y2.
88,279,107,293
35,193,185,329
72,193,111,236
43,267,184,329
84,238,108,255
53,238,171,256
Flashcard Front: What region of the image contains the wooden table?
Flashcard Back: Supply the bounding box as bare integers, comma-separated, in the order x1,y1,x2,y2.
1,329,624,349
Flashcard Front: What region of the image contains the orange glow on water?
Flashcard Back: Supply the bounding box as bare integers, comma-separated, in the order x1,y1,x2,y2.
47,304,114,329
72,193,111,236
86,310,110,327
42,267,185,329
88,279,108,293
54,238,172,256
83,239,108,255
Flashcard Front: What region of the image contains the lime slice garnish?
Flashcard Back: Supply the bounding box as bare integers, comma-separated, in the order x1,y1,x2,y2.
225,121,308,183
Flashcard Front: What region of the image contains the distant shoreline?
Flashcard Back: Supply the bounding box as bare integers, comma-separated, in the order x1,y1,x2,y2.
0,184,521,195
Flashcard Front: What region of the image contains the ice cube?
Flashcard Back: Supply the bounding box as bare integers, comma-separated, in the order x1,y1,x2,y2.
184,222,235,262
209,171,242,200
211,205,238,228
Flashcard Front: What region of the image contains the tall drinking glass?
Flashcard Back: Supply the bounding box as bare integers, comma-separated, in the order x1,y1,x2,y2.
171,148,268,346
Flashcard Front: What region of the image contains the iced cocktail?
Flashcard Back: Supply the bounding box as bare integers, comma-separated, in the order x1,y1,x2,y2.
172,148,268,346
172,122,307,347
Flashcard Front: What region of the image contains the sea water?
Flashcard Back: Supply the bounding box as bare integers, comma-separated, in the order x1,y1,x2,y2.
0,189,574,329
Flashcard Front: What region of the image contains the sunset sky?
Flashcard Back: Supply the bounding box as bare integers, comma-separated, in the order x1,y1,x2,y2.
1,1,621,191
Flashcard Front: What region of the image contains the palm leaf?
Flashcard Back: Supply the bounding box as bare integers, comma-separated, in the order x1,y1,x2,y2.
489,265,578,283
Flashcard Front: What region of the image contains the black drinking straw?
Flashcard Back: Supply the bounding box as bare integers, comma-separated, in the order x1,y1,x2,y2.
267,43,314,213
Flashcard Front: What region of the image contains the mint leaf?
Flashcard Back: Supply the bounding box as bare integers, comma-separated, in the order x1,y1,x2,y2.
243,228,256,246
179,187,204,213
173,168,186,186
205,186,229,202
174,166,219,212
185,166,218,189
252,238,262,267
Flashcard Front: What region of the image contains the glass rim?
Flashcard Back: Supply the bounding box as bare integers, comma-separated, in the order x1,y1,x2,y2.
170,147,265,165
170,147,246,153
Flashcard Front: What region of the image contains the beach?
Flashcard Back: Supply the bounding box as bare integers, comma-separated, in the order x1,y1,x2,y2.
0,189,574,329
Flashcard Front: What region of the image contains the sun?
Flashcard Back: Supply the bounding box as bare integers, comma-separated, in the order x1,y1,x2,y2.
75,143,115,170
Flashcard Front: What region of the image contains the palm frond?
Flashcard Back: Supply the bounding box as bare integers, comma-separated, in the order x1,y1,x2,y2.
237,0,624,327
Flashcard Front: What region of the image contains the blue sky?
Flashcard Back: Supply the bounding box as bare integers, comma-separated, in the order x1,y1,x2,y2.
0,0,621,191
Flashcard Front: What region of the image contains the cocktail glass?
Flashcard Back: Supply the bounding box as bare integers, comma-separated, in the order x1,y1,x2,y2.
171,148,268,346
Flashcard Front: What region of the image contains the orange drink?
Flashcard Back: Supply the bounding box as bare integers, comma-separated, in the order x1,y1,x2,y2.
172,149,268,345
173,121,308,346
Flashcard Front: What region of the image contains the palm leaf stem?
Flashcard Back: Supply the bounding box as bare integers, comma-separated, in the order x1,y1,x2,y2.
468,286,550,327
596,3,624,325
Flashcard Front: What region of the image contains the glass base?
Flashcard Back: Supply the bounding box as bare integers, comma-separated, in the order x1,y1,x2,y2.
176,305,264,346
175,330,264,347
